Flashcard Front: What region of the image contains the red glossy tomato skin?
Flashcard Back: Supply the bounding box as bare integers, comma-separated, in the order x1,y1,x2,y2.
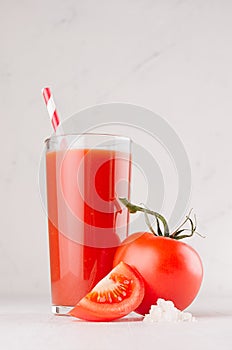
113,233,203,315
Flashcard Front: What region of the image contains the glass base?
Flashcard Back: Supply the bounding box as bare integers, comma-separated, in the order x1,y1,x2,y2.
52,305,74,315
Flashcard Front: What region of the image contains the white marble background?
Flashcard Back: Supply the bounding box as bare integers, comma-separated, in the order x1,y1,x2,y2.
1,0,232,301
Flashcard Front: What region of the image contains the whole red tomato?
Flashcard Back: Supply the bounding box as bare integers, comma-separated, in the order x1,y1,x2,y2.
113,232,203,315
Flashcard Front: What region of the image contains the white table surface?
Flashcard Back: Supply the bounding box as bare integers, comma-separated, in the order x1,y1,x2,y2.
0,296,232,350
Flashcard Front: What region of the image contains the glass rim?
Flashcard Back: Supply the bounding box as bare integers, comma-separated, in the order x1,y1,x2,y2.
45,132,132,144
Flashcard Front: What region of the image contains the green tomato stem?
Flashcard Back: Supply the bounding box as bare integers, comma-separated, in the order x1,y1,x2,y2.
119,198,204,240
119,198,170,237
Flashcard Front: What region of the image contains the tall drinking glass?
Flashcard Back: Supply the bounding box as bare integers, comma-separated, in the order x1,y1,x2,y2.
45,133,131,314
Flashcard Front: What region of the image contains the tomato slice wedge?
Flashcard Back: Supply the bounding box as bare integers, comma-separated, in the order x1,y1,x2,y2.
68,262,145,321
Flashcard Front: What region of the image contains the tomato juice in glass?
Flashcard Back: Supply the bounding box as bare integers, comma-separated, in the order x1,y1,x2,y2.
45,134,131,314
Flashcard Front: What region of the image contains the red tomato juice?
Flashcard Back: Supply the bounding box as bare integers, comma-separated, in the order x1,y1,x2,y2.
46,148,131,306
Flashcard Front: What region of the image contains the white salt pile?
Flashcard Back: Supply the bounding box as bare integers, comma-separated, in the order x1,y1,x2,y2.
143,298,196,323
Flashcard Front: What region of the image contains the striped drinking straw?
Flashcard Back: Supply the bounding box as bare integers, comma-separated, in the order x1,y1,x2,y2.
42,87,60,132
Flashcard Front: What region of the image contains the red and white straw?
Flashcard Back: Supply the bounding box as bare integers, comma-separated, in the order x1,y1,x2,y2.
42,87,60,132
